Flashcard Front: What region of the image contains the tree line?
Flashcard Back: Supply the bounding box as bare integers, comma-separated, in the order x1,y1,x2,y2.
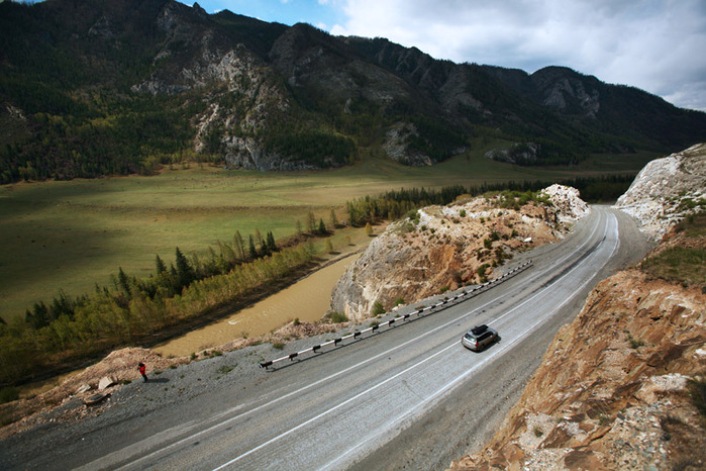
0,229,310,386
344,175,635,227
0,175,634,387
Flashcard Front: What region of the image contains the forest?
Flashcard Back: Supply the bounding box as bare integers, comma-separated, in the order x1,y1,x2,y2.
0,176,634,388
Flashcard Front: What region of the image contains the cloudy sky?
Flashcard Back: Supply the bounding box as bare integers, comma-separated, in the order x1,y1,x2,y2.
17,0,706,111
181,0,706,112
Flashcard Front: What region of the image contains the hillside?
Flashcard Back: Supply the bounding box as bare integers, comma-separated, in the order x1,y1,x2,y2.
331,185,589,321
2,0,706,182
449,144,706,470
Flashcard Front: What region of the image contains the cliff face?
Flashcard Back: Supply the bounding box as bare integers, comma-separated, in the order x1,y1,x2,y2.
330,185,589,321
615,143,706,240
449,144,706,470
449,260,706,470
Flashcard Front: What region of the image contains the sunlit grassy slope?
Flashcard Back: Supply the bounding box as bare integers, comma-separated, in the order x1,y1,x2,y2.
0,148,657,321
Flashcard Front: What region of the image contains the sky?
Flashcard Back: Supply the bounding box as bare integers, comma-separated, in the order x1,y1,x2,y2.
16,0,706,111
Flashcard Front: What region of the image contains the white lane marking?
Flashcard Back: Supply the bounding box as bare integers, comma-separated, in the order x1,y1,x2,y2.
110,210,610,471
213,342,460,470
324,213,620,470
218,211,618,470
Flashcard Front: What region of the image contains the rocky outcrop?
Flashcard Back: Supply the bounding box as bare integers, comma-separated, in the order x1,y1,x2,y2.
449,265,706,470
330,185,589,321
382,122,434,166
615,143,706,240
450,144,706,470
484,142,539,165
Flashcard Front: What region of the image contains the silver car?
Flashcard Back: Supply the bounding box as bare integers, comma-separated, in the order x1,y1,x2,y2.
461,324,499,351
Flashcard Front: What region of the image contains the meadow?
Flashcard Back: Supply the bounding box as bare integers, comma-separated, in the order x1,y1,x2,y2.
0,148,657,322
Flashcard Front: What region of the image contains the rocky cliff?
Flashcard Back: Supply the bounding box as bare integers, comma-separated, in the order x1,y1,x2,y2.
615,143,706,240
330,185,589,321
449,144,706,470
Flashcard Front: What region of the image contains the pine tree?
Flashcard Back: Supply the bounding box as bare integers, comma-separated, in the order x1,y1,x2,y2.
318,218,327,235
266,231,277,253
175,247,194,288
248,235,257,259
26,302,49,329
117,267,131,296
155,255,167,274
233,231,245,260
255,229,264,250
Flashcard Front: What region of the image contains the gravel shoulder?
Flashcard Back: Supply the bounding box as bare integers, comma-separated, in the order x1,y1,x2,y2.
0,206,650,470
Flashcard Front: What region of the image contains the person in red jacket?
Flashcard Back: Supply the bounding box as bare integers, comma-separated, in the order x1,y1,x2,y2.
138,362,148,382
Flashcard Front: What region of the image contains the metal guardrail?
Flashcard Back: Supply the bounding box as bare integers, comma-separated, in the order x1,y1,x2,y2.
259,260,533,369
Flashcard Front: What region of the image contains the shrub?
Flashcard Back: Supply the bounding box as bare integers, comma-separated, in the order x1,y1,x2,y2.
625,332,645,349
217,365,234,375
372,302,385,316
0,387,19,404
326,311,349,323
477,263,490,283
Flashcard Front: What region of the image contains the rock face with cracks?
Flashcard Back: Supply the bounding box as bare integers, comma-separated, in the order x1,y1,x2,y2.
615,142,706,240
450,143,706,470
330,185,589,322
448,264,706,471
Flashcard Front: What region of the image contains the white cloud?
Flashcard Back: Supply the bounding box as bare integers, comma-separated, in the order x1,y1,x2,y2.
330,0,706,111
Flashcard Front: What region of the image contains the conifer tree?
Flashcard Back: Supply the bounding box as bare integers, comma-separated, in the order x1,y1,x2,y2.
248,235,257,259
26,302,49,329
155,255,167,274
254,229,264,250
117,267,131,295
175,247,194,288
266,231,277,253
233,231,245,260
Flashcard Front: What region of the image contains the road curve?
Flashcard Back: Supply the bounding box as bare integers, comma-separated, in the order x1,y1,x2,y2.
0,206,649,471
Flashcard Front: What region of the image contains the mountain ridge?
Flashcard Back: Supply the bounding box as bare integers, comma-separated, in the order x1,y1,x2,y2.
1,0,705,182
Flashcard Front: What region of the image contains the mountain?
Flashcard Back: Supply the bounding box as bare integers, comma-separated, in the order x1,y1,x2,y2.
1,0,705,183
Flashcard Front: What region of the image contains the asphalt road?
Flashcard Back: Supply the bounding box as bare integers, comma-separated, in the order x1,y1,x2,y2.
0,206,650,471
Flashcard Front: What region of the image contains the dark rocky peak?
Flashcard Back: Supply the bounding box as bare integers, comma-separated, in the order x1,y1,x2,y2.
268,22,355,76
191,2,207,19
345,36,451,89
211,10,287,59
479,65,536,98
530,66,601,117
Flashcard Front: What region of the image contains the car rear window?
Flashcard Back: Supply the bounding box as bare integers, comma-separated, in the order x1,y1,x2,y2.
471,325,488,335
477,332,493,341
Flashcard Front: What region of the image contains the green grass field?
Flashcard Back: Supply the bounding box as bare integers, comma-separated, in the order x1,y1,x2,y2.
0,147,657,322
